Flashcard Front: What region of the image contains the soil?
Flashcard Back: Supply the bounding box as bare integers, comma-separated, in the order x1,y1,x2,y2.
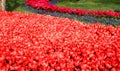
0,0,1,10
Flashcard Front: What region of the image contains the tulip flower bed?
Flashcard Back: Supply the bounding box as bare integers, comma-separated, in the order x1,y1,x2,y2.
23,5,120,26
26,0,120,18
24,0,120,26
0,11,120,71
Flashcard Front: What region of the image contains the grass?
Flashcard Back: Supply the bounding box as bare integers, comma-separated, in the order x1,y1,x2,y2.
56,0,120,11
5,0,31,13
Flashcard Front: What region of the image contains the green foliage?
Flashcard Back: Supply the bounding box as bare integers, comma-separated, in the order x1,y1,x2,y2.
6,0,31,13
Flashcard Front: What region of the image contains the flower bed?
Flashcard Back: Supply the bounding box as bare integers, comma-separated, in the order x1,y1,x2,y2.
23,5,120,26
0,11,120,70
26,0,120,18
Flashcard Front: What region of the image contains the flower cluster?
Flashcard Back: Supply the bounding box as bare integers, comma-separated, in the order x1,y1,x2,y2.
0,11,120,71
26,0,120,18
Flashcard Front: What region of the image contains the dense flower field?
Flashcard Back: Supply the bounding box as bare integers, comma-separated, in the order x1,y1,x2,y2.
23,5,120,26
0,11,120,70
24,0,120,26
26,0,120,18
